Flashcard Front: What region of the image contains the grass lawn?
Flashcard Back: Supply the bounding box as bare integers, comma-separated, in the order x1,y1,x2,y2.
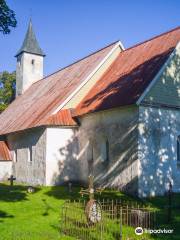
0,183,179,240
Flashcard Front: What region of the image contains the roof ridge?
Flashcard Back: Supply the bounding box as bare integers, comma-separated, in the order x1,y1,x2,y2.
32,40,120,86
122,26,180,53
31,26,179,86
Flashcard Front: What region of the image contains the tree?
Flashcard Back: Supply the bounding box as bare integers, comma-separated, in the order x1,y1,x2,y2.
0,0,17,34
0,71,15,113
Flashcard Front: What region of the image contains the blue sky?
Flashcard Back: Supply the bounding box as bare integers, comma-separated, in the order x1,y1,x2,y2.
1,0,180,76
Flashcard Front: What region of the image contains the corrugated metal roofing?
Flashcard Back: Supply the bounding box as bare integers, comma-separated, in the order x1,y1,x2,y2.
0,41,117,135
0,141,12,161
44,109,77,126
75,27,180,116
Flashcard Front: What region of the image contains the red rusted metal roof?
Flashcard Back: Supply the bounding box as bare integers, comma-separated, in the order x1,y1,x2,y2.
0,141,12,161
0,41,118,135
75,27,180,116
44,109,77,126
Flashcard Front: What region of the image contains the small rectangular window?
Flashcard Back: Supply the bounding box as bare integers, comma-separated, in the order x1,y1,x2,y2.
27,147,32,163
100,139,110,164
106,140,109,163
13,149,17,162
177,136,180,168
87,142,93,175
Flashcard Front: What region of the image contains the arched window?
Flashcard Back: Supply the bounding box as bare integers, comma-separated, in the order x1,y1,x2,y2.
177,136,180,168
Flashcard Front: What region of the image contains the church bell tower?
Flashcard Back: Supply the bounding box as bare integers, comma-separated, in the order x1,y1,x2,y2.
15,20,45,96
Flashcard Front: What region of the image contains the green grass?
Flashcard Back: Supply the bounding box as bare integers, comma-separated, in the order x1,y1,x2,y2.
0,183,179,240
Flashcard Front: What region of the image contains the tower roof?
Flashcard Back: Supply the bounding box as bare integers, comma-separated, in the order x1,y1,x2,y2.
15,20,45,57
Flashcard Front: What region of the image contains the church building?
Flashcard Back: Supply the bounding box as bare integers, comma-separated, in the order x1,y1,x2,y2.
0,21,180,197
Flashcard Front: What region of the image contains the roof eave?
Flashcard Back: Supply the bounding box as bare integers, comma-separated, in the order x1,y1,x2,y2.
15,50,46,58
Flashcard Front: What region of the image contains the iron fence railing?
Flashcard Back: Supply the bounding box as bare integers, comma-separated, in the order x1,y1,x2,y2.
60,199,155,240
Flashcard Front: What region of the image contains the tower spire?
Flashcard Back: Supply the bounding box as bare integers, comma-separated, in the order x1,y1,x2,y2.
15,20,45,96
15,19,45,57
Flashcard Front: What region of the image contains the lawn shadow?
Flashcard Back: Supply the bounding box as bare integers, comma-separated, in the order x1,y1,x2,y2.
0,210,14,222
95,188,144,204
44,185,83,201
45,186,180,239
145,193,180,240
0,183,40,202
41,198,56,216
44,185,144,206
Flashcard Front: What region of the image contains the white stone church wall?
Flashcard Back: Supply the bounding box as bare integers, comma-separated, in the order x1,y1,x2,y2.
138,106,180,197
16,52,43,96
78,106,139,195
7,127,46,185
44,106,139,192
45,127,79,185
0,161,12,181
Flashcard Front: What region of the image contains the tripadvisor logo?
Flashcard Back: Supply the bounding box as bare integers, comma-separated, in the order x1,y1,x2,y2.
145,228,174,234
135,227,143,235
135,227,174,235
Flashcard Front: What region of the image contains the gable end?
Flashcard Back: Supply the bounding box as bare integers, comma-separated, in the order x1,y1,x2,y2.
137,42,180,108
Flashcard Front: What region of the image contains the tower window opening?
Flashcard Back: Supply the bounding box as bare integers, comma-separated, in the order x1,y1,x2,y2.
31,59,35,65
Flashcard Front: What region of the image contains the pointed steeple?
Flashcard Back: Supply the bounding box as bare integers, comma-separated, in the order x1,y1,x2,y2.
15,20,45,96
15,20,45,57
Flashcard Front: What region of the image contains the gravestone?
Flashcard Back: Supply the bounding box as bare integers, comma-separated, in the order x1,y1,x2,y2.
27,186,35,193
8,175,16,186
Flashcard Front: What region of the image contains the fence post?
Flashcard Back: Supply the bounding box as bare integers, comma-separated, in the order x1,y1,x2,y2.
112,199,114,219
153,210,156,229
120,207,122,240
60,204,64,236
127,205,128,225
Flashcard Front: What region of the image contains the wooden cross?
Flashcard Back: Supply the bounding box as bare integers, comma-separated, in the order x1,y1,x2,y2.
8,175,16,186
80,175,103,200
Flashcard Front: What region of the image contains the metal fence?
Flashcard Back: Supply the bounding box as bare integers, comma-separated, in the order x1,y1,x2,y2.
60,199,155,240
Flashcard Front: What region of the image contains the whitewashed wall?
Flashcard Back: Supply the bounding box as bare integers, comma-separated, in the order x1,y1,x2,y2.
45,106,139,193
138,106,180,197
16,52,43,96
0,161,12,181
45,127,79,185
7,128,46,185
78,106,139,194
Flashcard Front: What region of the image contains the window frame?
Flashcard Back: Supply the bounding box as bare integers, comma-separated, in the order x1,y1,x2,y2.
27,147,32,164
87,140,94,175
13,149,17,162
100,138,110,165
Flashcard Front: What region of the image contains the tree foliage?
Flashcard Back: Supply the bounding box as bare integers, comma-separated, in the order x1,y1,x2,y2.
0,71,15,113
0,0,17,34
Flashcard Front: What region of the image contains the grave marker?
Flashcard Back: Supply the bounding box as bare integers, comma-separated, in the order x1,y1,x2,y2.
8,175,16,186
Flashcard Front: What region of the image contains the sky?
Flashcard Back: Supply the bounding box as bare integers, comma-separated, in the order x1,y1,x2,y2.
0,0,180,76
